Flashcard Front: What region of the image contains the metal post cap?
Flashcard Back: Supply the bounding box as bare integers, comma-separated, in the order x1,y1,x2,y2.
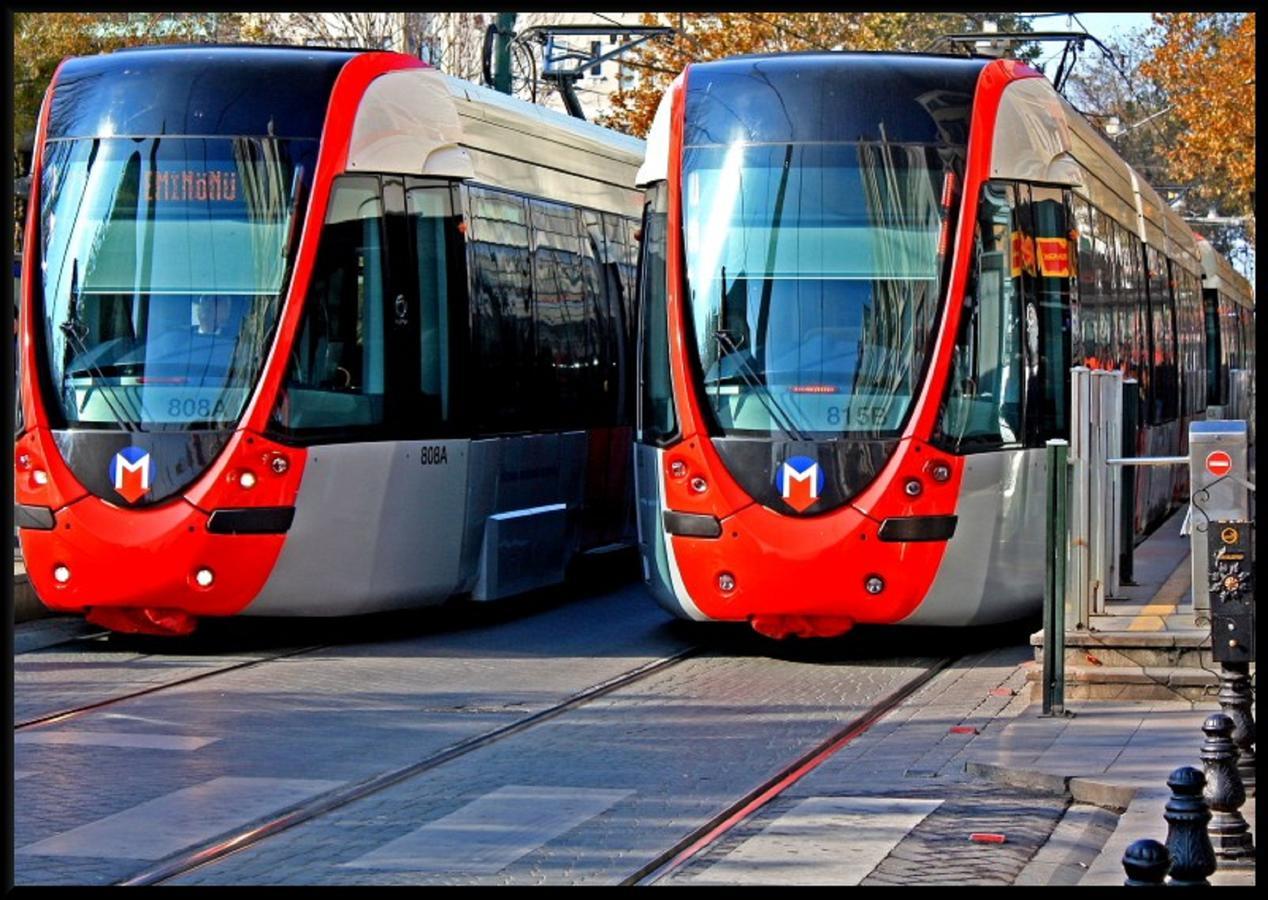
1122,838,1170,886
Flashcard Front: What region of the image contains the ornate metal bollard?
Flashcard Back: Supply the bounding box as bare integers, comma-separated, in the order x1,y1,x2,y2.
1217,662,1255,796
1122,838,1170,886
1200,713,1255,863
1163,766,1216,886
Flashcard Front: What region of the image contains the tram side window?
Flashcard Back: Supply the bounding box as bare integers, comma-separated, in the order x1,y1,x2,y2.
273,176,386,434
601,212,638,423
406,181,459,428
530,199,590,429
1204,288,1227,405
1072,195,1097,366
1094,208,1119,370
1113,222,1140,379
1175,266,1203,416
467,186,534,433
1144,245,1178,423
582,209,622,426
637,182,677,444
1240,306,1254,375
935,181,1022,451
1218,293,1239,389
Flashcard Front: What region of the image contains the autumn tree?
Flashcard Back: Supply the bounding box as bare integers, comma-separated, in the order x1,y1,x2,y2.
600,12,1036,137
13,13,241,156
1063,31,1180,191
1139,13,1255,238
13,13,242,251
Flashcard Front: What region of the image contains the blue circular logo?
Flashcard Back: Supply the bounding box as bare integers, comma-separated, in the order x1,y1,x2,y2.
774,454,825,501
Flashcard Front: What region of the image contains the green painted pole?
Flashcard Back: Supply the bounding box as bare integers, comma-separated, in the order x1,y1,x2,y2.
1044,439,1069,717
493,12,516,95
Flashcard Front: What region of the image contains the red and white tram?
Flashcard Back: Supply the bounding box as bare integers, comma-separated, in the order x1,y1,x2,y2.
16,46,645,635
632,52,1254,638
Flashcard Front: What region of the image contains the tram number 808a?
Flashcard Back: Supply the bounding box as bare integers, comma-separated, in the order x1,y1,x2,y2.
167,397,228,419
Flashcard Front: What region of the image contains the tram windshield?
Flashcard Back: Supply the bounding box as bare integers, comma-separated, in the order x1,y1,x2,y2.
683,141,956,439
38,136,315,429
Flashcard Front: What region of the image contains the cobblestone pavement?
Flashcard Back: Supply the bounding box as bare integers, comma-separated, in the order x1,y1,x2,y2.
663,643,1071,886
15,579,696,885
670,784,1068,886
168,648,939,886
16,569,1047,887
861,789,1068,886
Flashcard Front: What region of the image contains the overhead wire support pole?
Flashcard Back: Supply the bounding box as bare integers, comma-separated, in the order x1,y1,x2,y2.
493,13,517,95
514,24,674,121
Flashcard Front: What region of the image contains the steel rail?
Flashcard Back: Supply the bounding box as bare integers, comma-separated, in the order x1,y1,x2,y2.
14,628,111,654
14,645,325,730
119,645,702,886
622,655,955,886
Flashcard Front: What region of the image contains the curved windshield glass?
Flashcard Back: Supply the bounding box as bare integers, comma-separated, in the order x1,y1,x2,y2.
38,136,314,430
683,141,958,439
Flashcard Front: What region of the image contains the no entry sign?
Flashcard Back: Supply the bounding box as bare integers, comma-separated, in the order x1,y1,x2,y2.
1205,450,1233,477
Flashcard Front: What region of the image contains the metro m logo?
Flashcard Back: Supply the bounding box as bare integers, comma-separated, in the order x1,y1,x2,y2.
775,455,824,513
109,447,152,504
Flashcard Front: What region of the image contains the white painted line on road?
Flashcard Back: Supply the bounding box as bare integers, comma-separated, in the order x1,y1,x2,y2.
14,770,36,780
687,796,943,886
341,784,633,873
15,731,219,751
17,776,342,859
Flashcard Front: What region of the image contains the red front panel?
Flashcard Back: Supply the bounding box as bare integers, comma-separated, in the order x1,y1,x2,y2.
16,51,425,630
655,59,1042,637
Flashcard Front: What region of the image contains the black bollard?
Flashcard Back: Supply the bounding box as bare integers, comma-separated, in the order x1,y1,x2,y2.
1123,838,1170,886
1218,662,1255,797
1200,713,1255,864
1164,766,1216,886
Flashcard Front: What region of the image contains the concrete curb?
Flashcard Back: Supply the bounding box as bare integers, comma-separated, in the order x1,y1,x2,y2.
963,761,1136,812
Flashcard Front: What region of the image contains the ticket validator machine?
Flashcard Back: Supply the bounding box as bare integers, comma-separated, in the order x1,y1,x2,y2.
1188,421,1253,663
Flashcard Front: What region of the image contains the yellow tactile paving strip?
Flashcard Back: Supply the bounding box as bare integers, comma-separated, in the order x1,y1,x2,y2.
1126,555,1192,632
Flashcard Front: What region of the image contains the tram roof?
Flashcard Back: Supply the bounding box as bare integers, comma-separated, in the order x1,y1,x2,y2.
48,45,362,140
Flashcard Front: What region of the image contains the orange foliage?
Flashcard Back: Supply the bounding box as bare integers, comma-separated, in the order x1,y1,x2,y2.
1140,13,1255,217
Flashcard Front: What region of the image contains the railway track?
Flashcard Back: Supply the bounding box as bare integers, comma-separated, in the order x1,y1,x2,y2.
624,657,954,885
114,650,953,886
14,644,326,731
119,646,704,885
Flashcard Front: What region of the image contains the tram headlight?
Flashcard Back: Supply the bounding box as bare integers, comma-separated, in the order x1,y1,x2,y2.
238,470,257,490
17,453,31,470
669,459,688,479
864,574,885,595
929,462,952,483
903,478,923,497
194,568,215,588
269,453,290,475
53,564,71,584
689,476,708,494
32,469,49,486
717,571,736,593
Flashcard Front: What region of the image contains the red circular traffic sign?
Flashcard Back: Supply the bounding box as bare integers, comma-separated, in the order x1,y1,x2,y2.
1205,450,1233,477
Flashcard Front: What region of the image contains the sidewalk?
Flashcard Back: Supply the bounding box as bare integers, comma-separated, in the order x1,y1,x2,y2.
963,698,1256,886
670,496,1255,886
669,643,1255,886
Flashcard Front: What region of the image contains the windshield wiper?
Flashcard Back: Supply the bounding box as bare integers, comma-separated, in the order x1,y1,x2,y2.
713,328,810,443
711,267,810,442
59,258,145,430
